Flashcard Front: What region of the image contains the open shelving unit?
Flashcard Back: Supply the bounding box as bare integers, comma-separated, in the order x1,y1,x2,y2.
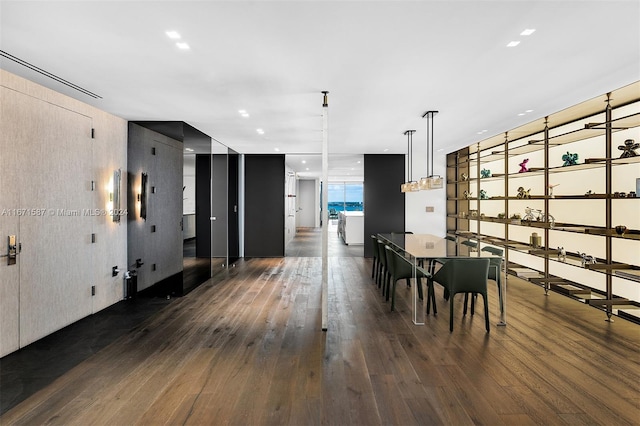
446,81,640,323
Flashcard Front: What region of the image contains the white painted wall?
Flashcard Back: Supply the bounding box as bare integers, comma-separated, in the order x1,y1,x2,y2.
405,150,447,236
284,167,297,246
296,179,318,228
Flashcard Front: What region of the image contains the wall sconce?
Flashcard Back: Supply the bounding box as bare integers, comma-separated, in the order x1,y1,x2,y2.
419,110,443,190
401,130,419,192
112,169,121,222
140,172,148,220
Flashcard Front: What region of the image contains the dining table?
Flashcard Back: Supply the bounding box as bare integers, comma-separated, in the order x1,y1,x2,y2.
377,233,507,326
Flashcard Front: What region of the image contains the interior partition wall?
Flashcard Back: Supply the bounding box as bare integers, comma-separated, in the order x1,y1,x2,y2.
0,70,127,358
363,154,406,257
244,154,285,257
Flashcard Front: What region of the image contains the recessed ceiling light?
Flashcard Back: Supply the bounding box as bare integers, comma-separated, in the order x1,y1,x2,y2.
306,168,309,171
257,128,264,134
518,113,526,116
507,41,520,47
238,109,246,114
302,160,306,164
357,160,361,164
274,147,280,152
526,109,533,113
185,148,194,152
176,42,190,50
521,29,536,36
383,148,389,152
166,31,181,39
437,148,444,152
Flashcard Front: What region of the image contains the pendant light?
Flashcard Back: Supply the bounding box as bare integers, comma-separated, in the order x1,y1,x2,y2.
419,110,443,190
401,130,419,192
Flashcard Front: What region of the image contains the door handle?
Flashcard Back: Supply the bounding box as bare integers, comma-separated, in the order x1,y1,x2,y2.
3,235,18,265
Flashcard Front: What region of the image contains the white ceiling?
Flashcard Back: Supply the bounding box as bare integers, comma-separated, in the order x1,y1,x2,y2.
2,1,639,179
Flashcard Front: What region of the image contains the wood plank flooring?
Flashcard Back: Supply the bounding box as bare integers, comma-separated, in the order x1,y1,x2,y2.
2,254,639,425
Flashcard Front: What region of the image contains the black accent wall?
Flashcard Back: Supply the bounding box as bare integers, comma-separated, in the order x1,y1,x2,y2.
195,154,211,258
245,154,285,257
363,154,405,257
127,123,184,294
228,151,240,263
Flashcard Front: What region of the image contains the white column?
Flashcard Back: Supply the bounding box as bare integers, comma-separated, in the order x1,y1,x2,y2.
321,91,329,332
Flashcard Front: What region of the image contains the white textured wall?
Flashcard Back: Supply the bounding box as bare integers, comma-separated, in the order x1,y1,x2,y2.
0,69,127,357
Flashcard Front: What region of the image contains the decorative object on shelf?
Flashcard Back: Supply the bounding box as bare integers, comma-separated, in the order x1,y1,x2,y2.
585,190,595,196
562,151,579,166
480,168,491,178
529,232,541,248
523,207,538,222
516,186,531,199
479,189,488,199
418,110,443,190
518,158,529,173
618,139,639,158
459,211,467,218
613,192,627,198
469,209,478,218
557,247,566,262
578,251,597,267
548,183,559,198
464,190,473,199
629,191,637,198
480,213,486,219
460,172,468,181
497,213,506,219
401,130,419,192
510,213,521,225
523,207,555,228
615,225,628,237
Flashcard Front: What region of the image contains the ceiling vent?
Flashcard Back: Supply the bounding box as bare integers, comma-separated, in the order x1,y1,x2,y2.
0,50,102,99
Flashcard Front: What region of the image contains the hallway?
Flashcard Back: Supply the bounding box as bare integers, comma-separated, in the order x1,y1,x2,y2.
2,243,639,424
285,225,363,257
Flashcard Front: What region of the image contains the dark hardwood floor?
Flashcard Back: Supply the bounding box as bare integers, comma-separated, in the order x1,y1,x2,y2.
1,229,639,425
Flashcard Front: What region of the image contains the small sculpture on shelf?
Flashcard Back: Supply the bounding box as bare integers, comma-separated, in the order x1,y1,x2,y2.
578,251,597,267
480,168,491,178
523,207,555,228
548,183,559,198
460,172,469,181
629,191,637,198
517,186,531,199
614,192,626,198
557,247,566,262
479,189,488,199
518,158,529,173
562,151,579,166
529,232,541,248
615,225,627,237
618,139,639,158
585,190,595,197
464,190,473,199
497,212,506,219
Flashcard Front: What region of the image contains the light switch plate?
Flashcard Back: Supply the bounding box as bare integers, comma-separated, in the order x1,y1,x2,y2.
425,206,435,212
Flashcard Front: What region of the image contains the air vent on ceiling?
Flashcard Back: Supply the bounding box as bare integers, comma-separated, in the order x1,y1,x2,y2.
0,50,102,99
